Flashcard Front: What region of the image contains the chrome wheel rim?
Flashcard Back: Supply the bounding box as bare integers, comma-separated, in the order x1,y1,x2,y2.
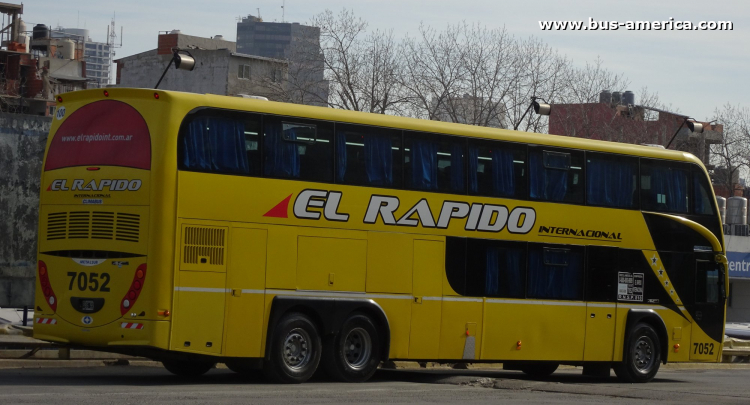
633,335,655,374
283,328,311,370
343,327,372,370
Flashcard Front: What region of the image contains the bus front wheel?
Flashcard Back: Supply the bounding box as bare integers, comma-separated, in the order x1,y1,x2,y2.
162,359,215,377
264,312,322,383
322,313,381,382
614,323,661,383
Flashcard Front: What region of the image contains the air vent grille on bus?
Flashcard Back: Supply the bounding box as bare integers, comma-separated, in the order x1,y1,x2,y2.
183,226,225,266
46,211,140,243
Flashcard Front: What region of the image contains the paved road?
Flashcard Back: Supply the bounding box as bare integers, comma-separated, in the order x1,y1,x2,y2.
0,364,748,404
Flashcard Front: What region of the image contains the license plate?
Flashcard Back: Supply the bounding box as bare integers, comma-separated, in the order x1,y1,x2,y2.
81,300,95,312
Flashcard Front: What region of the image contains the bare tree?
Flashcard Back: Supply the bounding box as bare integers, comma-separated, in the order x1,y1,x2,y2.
307,9,407,113
504,36,570,133
400,23,465,121
711,103,750,196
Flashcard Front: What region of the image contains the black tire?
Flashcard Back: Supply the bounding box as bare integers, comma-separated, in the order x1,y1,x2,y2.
614,323,661,383
520,362,558,379
322,313,381,382
263,312,322,384
162,359,215,377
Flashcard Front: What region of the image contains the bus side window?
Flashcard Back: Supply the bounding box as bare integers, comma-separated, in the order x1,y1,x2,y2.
529,148,584,204
445,237,526,299
692,166,716,216
468,140,527,199
640,159,689,213
465,239,526,298
586,153,638,209
181,114,261,175
335,124,402,188
263,116,333,182
527,244,584,300
404,132,465,194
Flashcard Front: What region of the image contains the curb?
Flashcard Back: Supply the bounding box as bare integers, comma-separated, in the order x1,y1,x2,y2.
0,359,162,369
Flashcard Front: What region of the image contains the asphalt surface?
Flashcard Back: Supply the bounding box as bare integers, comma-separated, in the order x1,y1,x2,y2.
1,364,749,404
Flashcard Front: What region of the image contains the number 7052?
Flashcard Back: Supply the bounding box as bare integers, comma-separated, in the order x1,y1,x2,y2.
67,272,111,292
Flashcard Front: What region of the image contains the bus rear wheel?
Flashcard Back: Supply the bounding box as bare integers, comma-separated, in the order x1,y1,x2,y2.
162,359,215,377
264,313,322,384
521,362,559,379
614,323,661,383
322,313,381,382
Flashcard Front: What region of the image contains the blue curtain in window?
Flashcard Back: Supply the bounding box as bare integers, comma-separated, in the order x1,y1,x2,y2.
587,158,635,208
651,166,688,212
485,248,499,296
693,175,706,214
529,153,567,201
264,122,300,178
485,247,524,298
365,134,393,186
492,149,515,197
468,146,479,193
410,139,438,190
183,117,249,173
450,143,464,192
528,249,582,300
335,132,347,182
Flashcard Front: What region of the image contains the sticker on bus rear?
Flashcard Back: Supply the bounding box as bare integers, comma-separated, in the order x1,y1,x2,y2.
45,100,151,171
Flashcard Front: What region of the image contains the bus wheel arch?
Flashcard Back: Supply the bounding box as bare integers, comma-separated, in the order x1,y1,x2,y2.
265,296,391,366
623,309,669,365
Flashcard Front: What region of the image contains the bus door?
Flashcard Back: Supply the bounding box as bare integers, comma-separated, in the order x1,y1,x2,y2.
583,246,619,361
690,255,725,361
409,239,444,359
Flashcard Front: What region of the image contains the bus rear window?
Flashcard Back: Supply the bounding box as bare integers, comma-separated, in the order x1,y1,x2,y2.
45,100,151,171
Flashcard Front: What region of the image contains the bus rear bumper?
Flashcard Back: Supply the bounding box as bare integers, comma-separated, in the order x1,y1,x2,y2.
33,316,170,350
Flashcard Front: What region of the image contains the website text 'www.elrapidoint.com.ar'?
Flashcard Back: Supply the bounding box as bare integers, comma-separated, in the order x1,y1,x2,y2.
539,18,733,31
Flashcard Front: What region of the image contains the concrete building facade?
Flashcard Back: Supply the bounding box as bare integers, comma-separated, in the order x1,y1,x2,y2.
0,113,50,307
236,15,327,106
51,28,112,88
116,31,288,100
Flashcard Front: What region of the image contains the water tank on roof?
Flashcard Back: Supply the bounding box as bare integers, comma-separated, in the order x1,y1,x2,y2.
57,38,75,59
214,35,224,40
170,29,182,34
16,18,26,42
623,90,635,106
612,91,622,105
716,196,726,224
599,90,612,104
33,24,49,40
727,196,747,225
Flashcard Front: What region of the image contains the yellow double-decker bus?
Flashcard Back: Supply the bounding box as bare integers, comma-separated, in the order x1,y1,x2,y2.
35,88,727,383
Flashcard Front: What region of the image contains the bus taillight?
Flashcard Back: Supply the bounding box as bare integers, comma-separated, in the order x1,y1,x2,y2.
38,261,57,312
121,264,147,315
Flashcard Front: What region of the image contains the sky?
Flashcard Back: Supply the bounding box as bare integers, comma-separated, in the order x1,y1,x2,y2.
26,0,750,121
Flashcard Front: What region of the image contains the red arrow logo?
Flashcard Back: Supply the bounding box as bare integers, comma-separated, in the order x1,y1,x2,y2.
263,194,292,218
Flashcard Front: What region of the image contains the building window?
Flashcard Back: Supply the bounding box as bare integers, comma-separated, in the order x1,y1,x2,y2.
238,64,251,79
